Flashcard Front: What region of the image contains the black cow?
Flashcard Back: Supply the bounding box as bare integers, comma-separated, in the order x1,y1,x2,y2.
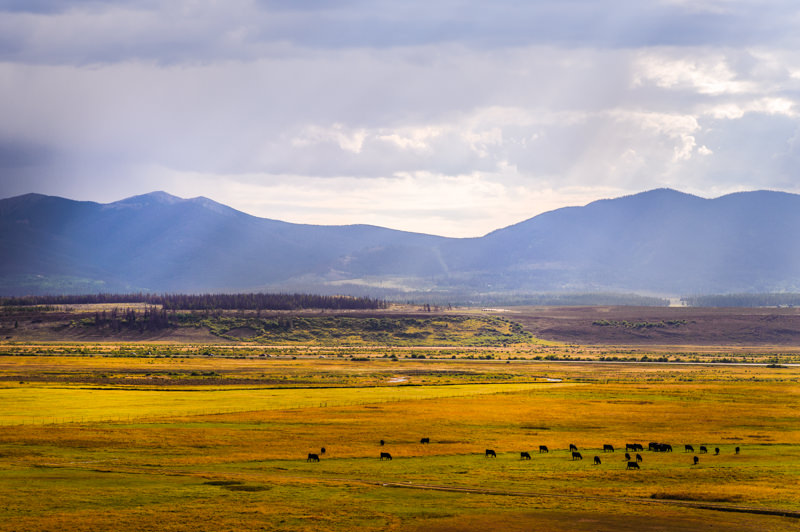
569,444,578,452
307,453,320,462
658,443,673,452
571,451,583,461
626,443,637,452
735,446,740,455
420,437,430,444
625,452,631,461
485,449,497,458
380,452,392,461
380,439,385,446
684,444,694,452
626,461,640,470
520,451,531,460
693,456,699,465
593,456,601,465
699,445,708,454
714,447,720,455
320,447,326,454
603,444,614,452
539,445,549,453
633,443,644,451
636,453,643,463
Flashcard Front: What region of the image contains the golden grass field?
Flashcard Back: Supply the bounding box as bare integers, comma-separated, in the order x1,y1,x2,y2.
0,350,798,531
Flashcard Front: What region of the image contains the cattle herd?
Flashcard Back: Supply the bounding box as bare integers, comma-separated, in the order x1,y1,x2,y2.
306,440,742,468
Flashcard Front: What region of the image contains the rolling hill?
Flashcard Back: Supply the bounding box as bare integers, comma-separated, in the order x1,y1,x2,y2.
2,188,800,297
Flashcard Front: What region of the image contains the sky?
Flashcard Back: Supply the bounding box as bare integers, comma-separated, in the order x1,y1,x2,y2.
1,0,800,237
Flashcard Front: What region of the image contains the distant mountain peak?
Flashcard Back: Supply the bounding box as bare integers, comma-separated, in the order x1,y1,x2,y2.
592,188,705,205
715,189,800,201
641,187,703,199
114,191,184,206
107,191,247,216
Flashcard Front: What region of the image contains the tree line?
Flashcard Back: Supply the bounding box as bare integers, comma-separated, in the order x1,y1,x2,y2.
0,292,387,311
681,293,800,307
92,306,171,332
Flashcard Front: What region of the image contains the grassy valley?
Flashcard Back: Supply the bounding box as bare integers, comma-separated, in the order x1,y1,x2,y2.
0,304,799,530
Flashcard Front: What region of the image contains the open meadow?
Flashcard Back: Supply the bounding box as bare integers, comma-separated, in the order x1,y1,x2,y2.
0,354,798,531
0,306,799,530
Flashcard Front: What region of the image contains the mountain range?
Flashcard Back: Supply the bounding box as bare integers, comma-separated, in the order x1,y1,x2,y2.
2,188,800,298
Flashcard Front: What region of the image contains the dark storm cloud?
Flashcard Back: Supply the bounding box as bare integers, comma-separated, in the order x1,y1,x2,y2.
252,0,798,49
0,0,84,13
0,139,54,169
0,0,149,14
255,2,715,49
1,1,798,65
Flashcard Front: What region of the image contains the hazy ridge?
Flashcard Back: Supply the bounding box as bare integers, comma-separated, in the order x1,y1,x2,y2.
2,188,799,298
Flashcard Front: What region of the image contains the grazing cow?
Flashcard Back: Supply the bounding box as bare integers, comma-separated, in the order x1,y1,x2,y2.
320,447,326,454
571,451,583,461
520,451,531,460
699,446,708,454
569,444,578,452
624,452,631,461
626,461,640,470
693,456,699,465
626,443,636,452
660,444,673,452
539,445,549,453
593,456,601,465
380,452,392,461
633,443,644,451
420,437,430,444
714,447,720,455
636,453,643,463
307,453,320,462
485,449,497,458
380,439,385,446
648,442,659,451
603,444,614,452
684,444,694,452
735,447,740,455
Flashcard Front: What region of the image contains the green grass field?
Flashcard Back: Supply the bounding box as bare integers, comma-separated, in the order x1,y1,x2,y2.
0,381,561,424
0,353,798,531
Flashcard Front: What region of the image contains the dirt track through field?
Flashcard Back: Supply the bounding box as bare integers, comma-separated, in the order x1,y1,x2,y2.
34,460,800,520
372,479,800,519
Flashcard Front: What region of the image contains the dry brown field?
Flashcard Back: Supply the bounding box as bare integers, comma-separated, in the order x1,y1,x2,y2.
499,305,800,347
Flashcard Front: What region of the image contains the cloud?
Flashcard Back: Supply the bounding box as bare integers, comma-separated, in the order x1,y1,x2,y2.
135,166,633,237
2,1,800,236
0,138,54,169
633,52,756,95
0,0,128,14
2,1,800,65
